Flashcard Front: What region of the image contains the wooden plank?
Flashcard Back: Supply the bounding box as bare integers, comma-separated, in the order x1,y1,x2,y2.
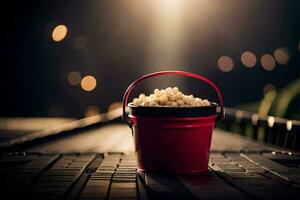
79,154,121,200
137,171,195,200
109,182,137,200
109,154,138,200
79,179,111,200
211,129,274,152
210,152,300,199
242,153,300,186
27,125,133,153
0,154,59,198
24,125,274,153
137,173,149,200
27,154,95,199
178,171,249,200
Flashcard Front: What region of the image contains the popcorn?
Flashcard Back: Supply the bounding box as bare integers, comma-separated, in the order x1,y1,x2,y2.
132,87,211,107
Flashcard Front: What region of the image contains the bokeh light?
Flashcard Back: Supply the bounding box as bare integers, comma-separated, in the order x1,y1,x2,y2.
267,116,275,127
241,51,257,68
67,71,82,86
52,24,68,42
217,56,234,72
274,48,290,65
84,105,100,117
286,120,292,131
263,83,276,95
81,75,97,92
260,54,276,71
108,102,122,112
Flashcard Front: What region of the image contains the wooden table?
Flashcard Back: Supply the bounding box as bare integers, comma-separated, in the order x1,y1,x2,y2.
1,123,300,199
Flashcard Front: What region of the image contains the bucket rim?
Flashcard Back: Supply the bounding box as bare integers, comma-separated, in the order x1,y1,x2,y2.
128,102,218,117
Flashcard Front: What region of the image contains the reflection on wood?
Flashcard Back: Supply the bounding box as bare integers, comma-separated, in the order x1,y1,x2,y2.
25,125,282,154
27,125,134,153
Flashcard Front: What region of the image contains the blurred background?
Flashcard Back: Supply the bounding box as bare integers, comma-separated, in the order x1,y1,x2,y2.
1,0,300,119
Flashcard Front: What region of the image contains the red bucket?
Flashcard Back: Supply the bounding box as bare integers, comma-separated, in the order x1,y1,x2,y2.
122,71,224,173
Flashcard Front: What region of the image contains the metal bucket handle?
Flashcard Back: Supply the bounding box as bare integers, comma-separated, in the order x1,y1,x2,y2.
122,71,224,127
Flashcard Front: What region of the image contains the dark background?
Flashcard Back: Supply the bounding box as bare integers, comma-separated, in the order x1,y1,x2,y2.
1,0,300,118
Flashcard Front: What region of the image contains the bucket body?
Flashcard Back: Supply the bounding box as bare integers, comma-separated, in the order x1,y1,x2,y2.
130,114,217,173
122,71,224,174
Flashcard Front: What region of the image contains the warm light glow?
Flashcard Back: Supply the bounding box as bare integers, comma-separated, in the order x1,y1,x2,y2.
217,56,234,72
108,102,122,112
286,120,292,131
146,0,187,71
67,71,82,86
274,48,290,65
260,54,276,71
271,151,276,155
241,51,257,68
85,105,100,117
81,75,97,92
267,116,275,127
52,24,68,42
263,84,276,95
235,110,243,118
